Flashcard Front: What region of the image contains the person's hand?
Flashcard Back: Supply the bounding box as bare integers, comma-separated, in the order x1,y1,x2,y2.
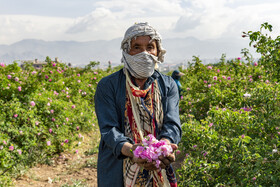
141,143,178,171
158,139,178,169
131,144,159,171
158,143,178,169
121,142,157,170
129,140,178,171
130,144,146,164
136,159,159,171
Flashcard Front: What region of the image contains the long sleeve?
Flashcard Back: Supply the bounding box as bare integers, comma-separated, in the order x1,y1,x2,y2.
94,74,133,160
158,77,182,145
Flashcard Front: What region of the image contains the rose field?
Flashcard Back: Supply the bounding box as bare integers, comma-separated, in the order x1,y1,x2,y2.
1,23,280,186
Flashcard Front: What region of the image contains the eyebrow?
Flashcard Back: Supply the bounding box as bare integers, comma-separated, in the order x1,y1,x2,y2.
131,43,140,47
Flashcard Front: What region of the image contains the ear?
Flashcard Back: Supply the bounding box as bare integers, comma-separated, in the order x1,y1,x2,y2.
156,41,160,57
155,63,159,69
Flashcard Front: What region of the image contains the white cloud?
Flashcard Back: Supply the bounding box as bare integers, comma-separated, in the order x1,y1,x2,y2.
94,0,185,17
0,15,72,44
0,0,280,45
174,15,201,32
172,0,280,40
66,8,115,34
64,0,185,42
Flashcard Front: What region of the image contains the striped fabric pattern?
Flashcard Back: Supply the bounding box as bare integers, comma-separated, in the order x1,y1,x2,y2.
123,69,177,187
122,51,160,79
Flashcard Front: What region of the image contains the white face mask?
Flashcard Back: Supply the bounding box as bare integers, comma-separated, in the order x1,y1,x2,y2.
122,51,160,79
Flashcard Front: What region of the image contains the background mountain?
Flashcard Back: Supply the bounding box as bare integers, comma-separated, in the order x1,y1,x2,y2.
0,37,258,67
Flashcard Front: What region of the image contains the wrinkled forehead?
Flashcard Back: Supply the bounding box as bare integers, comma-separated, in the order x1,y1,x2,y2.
130,35,156,44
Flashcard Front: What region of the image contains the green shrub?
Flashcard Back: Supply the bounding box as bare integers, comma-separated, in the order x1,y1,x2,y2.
0,59,113,184
177,23,280,186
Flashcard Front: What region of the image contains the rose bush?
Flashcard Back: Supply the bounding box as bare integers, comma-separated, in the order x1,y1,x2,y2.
176,23,280,186
0,58,120,185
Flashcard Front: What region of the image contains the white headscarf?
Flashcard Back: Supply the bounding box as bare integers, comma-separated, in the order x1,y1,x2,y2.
121,22,166,62
121,22,166,79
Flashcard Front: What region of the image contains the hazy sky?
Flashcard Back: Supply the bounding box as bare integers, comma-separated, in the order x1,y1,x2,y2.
0,0,279,45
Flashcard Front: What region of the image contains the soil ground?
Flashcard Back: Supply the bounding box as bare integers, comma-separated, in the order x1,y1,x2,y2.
12,132,185,187
12,132,99,187
13,152,98,187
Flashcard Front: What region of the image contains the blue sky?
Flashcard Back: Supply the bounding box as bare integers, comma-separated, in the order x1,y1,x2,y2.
0,0,279,45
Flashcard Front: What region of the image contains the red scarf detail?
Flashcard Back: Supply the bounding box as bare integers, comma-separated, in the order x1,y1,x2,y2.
130,86,151,97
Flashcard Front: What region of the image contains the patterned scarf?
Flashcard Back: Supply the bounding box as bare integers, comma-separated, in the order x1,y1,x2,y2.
123,69,177,187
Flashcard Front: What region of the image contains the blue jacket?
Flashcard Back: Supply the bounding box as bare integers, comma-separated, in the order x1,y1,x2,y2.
94,69,182,187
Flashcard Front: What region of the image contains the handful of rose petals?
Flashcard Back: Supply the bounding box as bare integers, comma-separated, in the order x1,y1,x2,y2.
133,134,173,168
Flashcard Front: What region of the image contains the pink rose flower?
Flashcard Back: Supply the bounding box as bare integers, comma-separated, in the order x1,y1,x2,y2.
17,150,22,155
133,134,173,168
30,101,36,106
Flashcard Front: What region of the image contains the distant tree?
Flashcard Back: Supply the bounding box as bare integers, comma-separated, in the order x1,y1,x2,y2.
108,61,112,69
45,56,52,63
85,61,100,70
241,48,253,63
212,53,227,67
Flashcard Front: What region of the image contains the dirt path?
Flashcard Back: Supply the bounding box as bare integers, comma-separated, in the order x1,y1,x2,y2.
13,133,99,187
13,153,98,187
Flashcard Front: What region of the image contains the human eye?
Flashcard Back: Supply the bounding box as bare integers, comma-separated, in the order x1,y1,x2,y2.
134,46,139,50
147,45,154,51
132,45,140,50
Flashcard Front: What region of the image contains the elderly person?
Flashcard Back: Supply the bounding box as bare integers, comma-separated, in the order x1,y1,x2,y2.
94,22,182,187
